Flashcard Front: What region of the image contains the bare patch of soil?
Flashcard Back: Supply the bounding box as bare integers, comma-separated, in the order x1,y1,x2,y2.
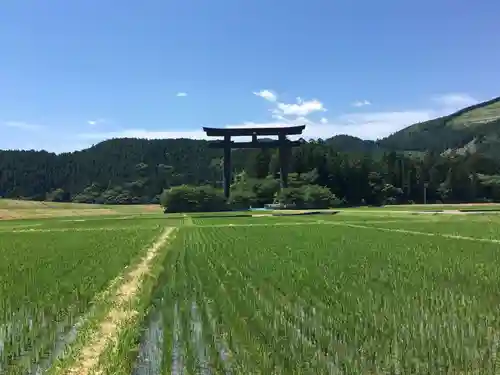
143,205,160,211
0,208,117,221
0,210,22,220
41,209,117,218
63,227,175,375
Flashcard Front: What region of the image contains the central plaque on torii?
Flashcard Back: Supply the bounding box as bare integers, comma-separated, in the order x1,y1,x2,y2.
202,125,306,199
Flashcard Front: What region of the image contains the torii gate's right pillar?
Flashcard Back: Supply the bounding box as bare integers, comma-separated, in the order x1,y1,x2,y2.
222,135,232,199
278,134,290,190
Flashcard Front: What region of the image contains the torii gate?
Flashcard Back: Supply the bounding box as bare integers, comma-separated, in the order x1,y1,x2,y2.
202,125,306,199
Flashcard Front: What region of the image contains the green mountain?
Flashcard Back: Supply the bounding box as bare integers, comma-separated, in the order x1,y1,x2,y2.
0,138,271,202
325,134,380,154
323,96,500,158
377,96,500,157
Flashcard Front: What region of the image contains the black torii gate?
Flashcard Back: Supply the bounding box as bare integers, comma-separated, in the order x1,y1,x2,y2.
203,125,306,199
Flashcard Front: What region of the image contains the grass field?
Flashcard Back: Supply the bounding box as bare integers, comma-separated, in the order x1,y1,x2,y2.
2,200,500,374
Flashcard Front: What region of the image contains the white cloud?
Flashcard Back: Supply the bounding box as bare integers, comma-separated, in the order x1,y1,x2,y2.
69,91,483,151
254,90,325,117
225,111,433,141
432,93,478,110
352,100,371,107
275,98,326,117
87,118,107,126
253,89,277,102
77,111,428,144
327,110,434,140
176,92,188,97
3,121,43,131
271,113,293,123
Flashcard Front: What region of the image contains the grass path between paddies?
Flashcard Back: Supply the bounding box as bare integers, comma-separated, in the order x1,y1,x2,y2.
63,227,176,375
329,222,500,244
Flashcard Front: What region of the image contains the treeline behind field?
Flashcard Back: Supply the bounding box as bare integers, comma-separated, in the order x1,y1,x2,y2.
2,136,500,207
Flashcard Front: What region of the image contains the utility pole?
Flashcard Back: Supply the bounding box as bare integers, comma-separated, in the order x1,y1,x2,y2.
423,183,428,204
400,158,407,198
400,158,404,190
407,169,412,198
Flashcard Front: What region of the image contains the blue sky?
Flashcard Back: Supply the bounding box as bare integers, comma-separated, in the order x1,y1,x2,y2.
1,0,499,153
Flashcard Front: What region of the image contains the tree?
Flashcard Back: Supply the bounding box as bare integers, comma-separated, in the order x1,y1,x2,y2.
247,150,271,178
252,178,280,206
302,185,336,208
277,185,337,209
277,187,305,208
72,183,105,203
231,175,279,207
381,184,404,205
160,185,226,213
228,190,257,210
46,188,69,202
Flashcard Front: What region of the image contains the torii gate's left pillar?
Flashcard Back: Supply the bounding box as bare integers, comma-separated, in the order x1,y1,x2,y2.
222,135,232,199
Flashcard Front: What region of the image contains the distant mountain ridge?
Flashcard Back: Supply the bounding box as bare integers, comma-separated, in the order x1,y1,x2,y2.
326,96,500,158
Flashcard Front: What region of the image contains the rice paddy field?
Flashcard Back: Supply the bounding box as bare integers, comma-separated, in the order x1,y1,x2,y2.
2,201,500,374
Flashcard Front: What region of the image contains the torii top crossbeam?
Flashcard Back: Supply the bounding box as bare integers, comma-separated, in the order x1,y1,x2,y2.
202,125,306,137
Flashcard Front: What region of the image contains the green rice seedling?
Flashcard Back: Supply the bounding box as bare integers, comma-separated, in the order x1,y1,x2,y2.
0,226,161,374
142,222,500,374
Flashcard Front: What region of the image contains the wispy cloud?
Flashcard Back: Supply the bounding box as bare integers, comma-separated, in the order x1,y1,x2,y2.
327,110,434,140
70,91,483,151
432,93,478,110
4,121,43,131
76,110,429,143
87,118,107,126
253,89,277,102
352,99,371,107
176,92,188,97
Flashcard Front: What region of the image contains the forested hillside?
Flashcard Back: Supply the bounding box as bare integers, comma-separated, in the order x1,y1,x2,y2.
2,137,500,206
378,96,500,156
2,96,500,206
